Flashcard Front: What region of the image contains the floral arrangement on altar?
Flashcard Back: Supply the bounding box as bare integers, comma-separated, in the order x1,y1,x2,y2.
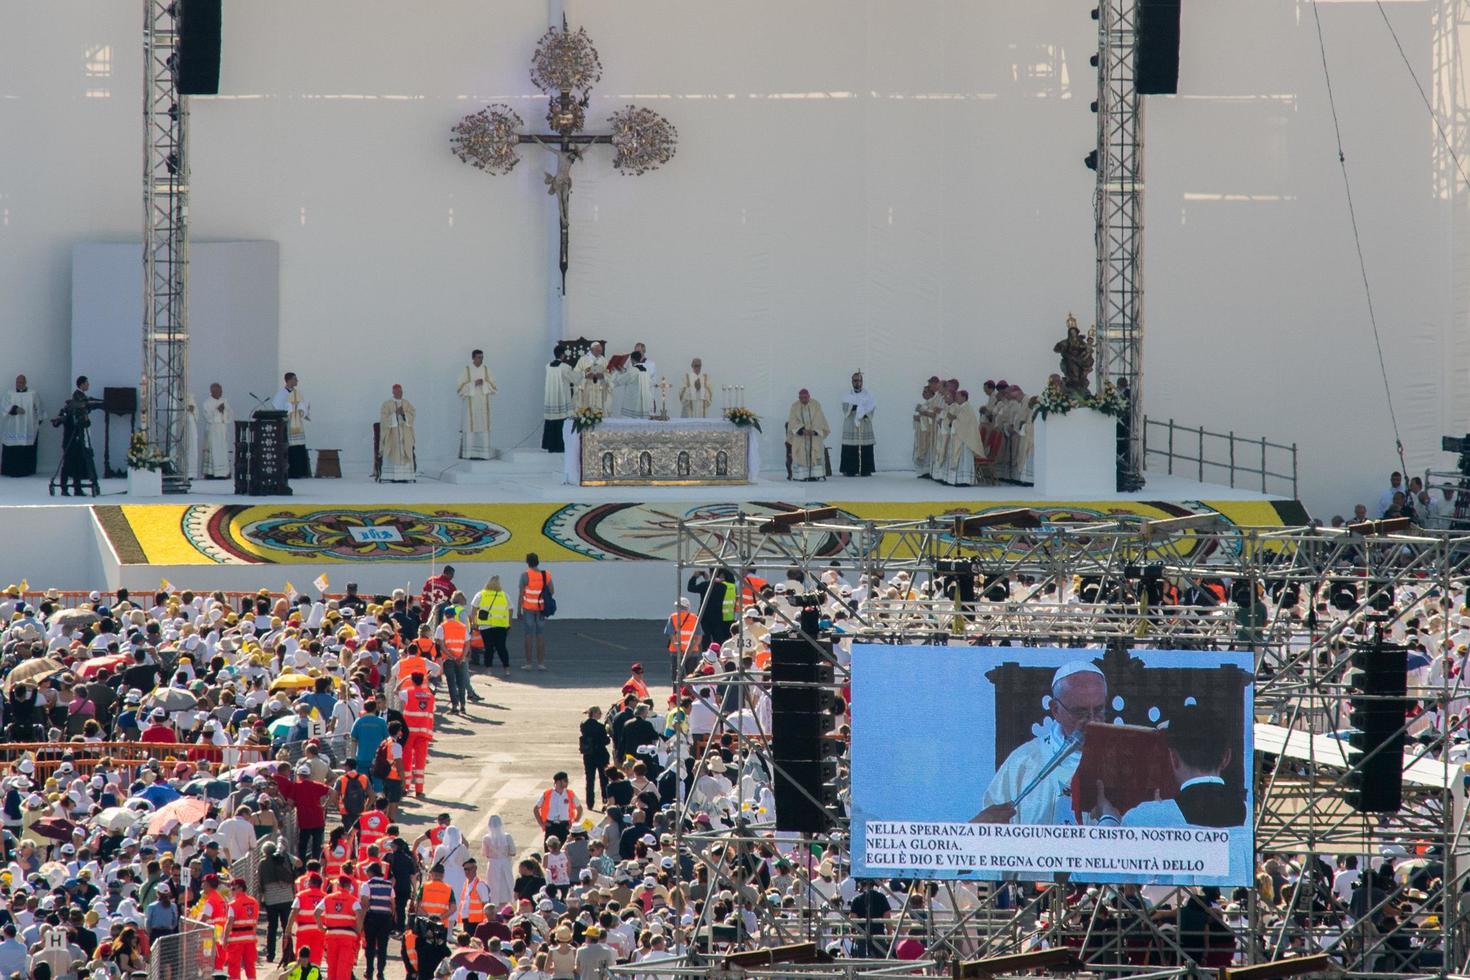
1033,381,1128,421
126,431,166,471
571,407,604,433
724,407,762,432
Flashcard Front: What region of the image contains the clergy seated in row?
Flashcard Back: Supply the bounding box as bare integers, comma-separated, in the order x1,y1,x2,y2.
378,384,416,482
457,349,497,460
574,342,612,413
1,375,41,477
785,389,829,481
614,351,656,419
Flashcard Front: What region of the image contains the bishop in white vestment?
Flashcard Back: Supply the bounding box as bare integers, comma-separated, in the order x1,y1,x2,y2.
201,383,234,478
0,375,41,477
378,384,416,482
785,390,830,481
573,342,612,413
678,359,713,418
457,349,497,459
270,372,310,478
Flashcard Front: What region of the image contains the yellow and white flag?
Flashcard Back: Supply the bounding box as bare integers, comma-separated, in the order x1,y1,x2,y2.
313,573,330,593
284,581,299,601
159,578,175,595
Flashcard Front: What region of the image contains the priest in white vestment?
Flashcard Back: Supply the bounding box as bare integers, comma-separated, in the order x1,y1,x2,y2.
378,384,416,482
543,344,575,452
678,359,713,418
180,393,200,479
201,383,234,479
573,342,612,413
785,389,829,481
974,662,1107,825
929,389,955,480
270,372,310,479
839,372,876,477
912,377,941,476
456,349,497,460
944,391,986,486
615,351,656,418
0,375,41,477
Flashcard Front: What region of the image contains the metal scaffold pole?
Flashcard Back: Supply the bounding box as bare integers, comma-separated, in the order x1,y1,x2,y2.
143,0,191,493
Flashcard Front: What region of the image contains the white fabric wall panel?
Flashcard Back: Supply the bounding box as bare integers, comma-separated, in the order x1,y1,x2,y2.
0,0,1463,513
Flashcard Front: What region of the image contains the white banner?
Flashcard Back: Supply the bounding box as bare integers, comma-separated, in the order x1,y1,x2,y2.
862,821,1232,877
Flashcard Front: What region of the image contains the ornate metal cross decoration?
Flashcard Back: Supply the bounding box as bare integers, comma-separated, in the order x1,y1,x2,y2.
451,19,678,292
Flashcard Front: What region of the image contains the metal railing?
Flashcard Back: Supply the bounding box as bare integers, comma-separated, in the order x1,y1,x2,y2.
148,916,215,980
1142,416,1298,498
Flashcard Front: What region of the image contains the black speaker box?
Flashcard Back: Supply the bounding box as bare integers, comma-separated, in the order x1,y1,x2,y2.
1137,0,1181,96
102,387,138,415
177,0,222,96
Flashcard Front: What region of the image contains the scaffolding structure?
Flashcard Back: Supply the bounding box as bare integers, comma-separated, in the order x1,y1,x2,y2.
672,509,1470,978
143,0,191,492
1093,0,1146,490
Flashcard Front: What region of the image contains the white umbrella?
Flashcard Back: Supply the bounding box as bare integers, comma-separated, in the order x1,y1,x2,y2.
95,807,142,835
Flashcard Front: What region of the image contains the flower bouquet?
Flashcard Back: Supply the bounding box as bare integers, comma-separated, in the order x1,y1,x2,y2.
724,407,762,432
571,407,604,433
126,431,166,471
1032,381,1129,421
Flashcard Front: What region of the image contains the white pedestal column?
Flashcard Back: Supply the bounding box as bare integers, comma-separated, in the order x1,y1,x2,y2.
1034,407,1117,497
127,467,163,497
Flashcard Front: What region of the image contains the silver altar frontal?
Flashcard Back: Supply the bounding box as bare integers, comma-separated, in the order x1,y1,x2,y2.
571,419,755,486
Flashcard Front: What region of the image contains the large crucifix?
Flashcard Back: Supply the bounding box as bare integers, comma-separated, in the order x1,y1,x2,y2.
451,18,678,293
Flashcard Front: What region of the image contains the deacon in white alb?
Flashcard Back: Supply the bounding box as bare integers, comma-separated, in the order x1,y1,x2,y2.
270,372,311,479
457,349,497,460
0,375,41,477
378,383,416,482
678,358,713,418
573,342,612,413
839,371,876,477
200,382,234,479
180,393,200,479
615,351,656,419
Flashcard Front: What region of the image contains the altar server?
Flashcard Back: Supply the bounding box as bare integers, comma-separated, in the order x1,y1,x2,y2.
839,371,876,477
271,372,310,479
0,375,41,477
201,382,234,479
543,344,575,453
615,351,656,419
457,349,497,460
379,383,416,482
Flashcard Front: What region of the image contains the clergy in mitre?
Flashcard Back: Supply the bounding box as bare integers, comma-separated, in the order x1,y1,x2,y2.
271,371,310,479
943,389,985,487
543,343,575,453
973,661,1107,826
573,342,612,413
201,382,234,479
457,348,497,460
785,388,829,482
615,350,656,419
379,383,416,482
678,358,713,418
0,375,41,477
839,371,876,477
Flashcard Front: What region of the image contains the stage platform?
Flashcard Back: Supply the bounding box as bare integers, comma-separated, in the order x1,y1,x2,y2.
0,454,1307,618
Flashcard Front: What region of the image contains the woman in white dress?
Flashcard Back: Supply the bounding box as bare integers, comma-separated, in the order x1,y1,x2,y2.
431,825,470,897
482,813,517,906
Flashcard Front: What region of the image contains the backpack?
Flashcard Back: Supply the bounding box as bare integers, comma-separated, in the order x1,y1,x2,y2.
370,741,392,781
341,773,370,814
542,573,557,617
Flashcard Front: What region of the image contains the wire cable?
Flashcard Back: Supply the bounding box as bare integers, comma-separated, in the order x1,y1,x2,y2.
1309,0,1407,471
1375,0,1470,194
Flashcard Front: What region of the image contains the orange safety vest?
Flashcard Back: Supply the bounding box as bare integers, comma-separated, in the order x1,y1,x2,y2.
336,773,370,813
418,879,454,924
227,894,260,945
401,685,435,732
358,810,389,846
397,653,432,683
459,877,488,925
294,888,326,941
536,787,578,824
624,674,650,699
667,611,698,654
739,576,768,609
318,890,359,937
440,619,468,660
521,569,549,611
324,842,350,882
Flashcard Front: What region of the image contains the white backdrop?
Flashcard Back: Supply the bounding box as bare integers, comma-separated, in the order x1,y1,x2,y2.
0,0,1465,514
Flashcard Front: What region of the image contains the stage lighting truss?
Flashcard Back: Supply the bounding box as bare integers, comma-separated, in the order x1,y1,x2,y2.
673,510,1470,978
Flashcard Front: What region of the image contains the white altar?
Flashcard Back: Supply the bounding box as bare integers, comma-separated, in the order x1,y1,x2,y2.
1033,407,1117,497
563,417,762,486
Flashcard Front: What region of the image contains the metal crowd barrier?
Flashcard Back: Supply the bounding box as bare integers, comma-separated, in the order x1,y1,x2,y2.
147,916,215,980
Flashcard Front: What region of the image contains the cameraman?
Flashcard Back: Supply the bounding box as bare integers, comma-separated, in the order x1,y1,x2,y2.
50,375,101,496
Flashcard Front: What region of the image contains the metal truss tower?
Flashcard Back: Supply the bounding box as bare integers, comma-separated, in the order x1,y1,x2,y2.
143,0,191,492
1094,0,1146,490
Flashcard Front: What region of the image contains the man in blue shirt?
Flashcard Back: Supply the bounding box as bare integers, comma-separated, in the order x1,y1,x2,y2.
350,700,390,792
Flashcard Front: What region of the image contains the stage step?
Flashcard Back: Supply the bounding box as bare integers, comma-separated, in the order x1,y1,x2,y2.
438,449,561,484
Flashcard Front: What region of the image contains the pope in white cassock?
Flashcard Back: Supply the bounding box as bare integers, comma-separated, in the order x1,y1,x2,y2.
973,661,1108,825
573,342,612,413
201,383,234,478
379,384,416,482
457,349,497,459
615,351,656,419
0,375,41,477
